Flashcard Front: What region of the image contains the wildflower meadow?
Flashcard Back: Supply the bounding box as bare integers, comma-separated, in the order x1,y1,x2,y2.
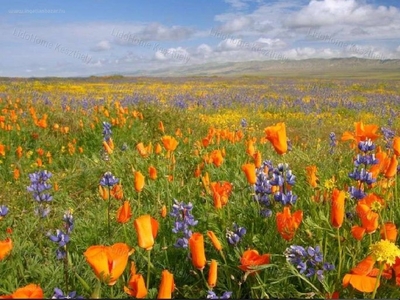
1,76,400,299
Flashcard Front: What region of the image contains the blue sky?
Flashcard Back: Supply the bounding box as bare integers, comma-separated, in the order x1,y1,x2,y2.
1,0,400,77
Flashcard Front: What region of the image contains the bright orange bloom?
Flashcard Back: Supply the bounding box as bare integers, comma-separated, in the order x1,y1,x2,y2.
242,163,256,185
385,155,398,178
239,249,270,273
134,171,145,192
331,189,345,228
117,201,132,224
15,146,22,159
210,181,232,208
208,259,218,288
252,151,261,169
0,238,12,260
351,202,379,240
342,256,378,293
160,205,167,218
0,144,5,157
341,121,380,143
134,215,159,250
84,243,133,285
111,183,124,200
148,166,157,180
207,230,222,251
102,140,113,155
246,139,256,156
158,121,165,133
136,142,149,157
276,206,303,241
124,262,148,298
155,143,162,154
13,168,20,180
210,150,224,167
162,135,178,152
189,233,207,270
305,165,319,188
393,137,400,156
99,185,110,200
264,122,288,155
157,270,175,299
381,222,397,242
1,284,44,299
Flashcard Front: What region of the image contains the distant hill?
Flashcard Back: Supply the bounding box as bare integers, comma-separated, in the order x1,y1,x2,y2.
103,57,400,79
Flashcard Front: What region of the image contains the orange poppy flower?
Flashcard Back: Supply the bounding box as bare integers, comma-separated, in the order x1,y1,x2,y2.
134,215,159,250
242,163,256,185
117,201,132,224
331,189,345,228
356,203,379,234
246,139,256,156
15,146,22,159
157,270,175,299
98,185,110,200
136,142,149,157
189,233,207,270
162,136,178,152
0,238,12,260
253,151,262,168
385,155,398,178
393,137,400,156
134,171,145,192
158,121,165,133
13,168,20,180
84,243,133,285
342,256,378,293
124,262,148,298
341,121,379,143
0,284,44,299
111,183,124,200
239,249,270,273
160,205,167,218
208,259,218,288
155,143,162,154
207,230,223,251
210,181,232,209
210,150,224,167
276,206,303,241
148,166,157,180
381,222,397,242
305,165,319,188
264,122,288,155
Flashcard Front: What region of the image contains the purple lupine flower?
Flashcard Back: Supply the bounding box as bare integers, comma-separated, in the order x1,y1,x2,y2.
329,132,337,154
349,186,366,200
102,121,112,142
52,288,85,299
226,223,246,245
63,210,74,234
284,244,334,283
99,171,119,187
34,206,51,218
207,290,232,299
241,118,247,128
170,199,198,248
0,205,8,217
48,229,70,247
358,139,375,153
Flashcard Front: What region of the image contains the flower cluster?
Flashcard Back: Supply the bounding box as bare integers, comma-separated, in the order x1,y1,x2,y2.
0,205,8,219
207,290,232,299
99,171,119,187
226,223,246,246
381,126,395,150
102,121,112,142
284,245,334,282
170,199,198,248
348,139,378,200
329,132,337,154
52,287,84,299
253,161,298,218
48,209,75,259
27,170,53,218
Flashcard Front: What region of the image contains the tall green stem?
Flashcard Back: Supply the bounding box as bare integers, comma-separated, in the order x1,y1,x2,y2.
107,186,111,239
146,249,152,289
371,262,384,299
336,228,342,284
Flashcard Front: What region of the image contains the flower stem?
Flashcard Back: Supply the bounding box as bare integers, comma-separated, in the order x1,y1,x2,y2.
146,249,152,289
336,227,342,284
200,268,210,290
371,262,384,299
107,187,111,239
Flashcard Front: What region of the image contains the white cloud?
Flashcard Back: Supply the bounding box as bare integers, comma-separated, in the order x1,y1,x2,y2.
91,40,111,52
255,38,286,49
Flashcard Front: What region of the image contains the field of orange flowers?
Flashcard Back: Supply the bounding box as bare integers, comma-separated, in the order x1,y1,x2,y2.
0,76,400,299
